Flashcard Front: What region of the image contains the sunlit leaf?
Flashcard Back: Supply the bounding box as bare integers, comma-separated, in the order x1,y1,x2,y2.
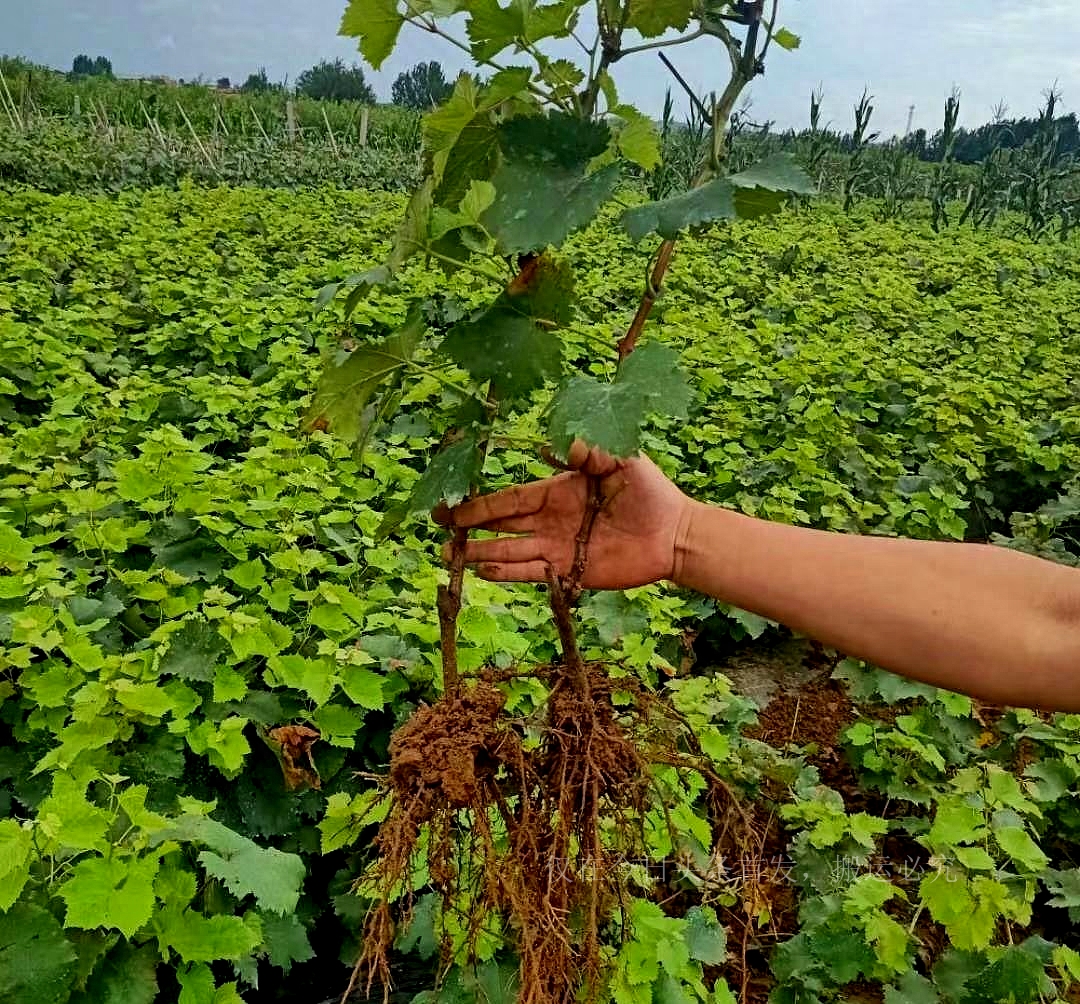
303,313,424,445
339,0,404,69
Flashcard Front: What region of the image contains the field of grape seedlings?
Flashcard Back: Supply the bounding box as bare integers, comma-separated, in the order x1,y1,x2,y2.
2,2,1080,1003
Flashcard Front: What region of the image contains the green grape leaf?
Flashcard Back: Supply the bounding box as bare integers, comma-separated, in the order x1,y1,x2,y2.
932,949,986,1003
340,665,387,709
390,177,436,271
426,78,499,202
339,0,404,69
69,943,159,1004
59,853,161,938
994,825,1049,872
185,718,251,776
727,154,818,216
473,957,520,1004
412,437,484,511
547,342,691,458
425,72,532,207
773,27,801,50
267,654,338,704
498,110,612,166
0,903,76,1004
1043,868,1080,909
441,302,563,402
507,251,577,326
966,945,1046,1004
920,870,973,928
627,0,693,38
312,703,366,747
319,790,391,853
484,114,620,253
38,773,111,852
684,906,727,965
925,800,987,850
431,180,497,240
176,962,246,1004
613,105,662,171
159,620,228,683
1054,944,1080,982
377,436,483,537
303,313,424,446
954,846,996,871
150,816,305,915
0,819,32,911
1024,760,1075,802
467,0,580,60
177,964,215,1004
315,266,392,319
157,911,260,964
485,159,620,254
0,523,33,570
865,913,910,974
538,57,585,99
623,154,816,241
259,913,315,973
397,893,440,960
884,970,940,1004
623,177,737,242
652,970,692,1004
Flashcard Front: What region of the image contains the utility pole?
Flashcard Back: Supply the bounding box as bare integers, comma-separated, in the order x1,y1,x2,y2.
905,104,915,137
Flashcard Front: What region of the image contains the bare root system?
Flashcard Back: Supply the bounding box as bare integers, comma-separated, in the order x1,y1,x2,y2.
345,657,765,1004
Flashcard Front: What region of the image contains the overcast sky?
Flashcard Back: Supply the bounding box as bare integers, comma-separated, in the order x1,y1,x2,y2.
3,1,1078,136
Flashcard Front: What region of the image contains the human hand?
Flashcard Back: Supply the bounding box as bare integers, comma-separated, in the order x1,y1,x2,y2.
436,441,696,590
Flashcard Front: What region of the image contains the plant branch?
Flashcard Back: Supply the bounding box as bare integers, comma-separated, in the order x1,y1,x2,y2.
567,477,605,605
581,0,630,117
435,315,508,698
546,566,590,699
437,526,469,699
758,0,781,61
617,240,677,362
613,28,706,63
426,248,507,285
658,52,711,124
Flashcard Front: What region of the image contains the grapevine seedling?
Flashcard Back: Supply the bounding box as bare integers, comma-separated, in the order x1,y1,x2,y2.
308,3,815,1002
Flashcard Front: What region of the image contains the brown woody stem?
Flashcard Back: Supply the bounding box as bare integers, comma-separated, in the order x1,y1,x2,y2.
437,526,469,700
568,476,606,604
617,240,677,363
547,566,590,699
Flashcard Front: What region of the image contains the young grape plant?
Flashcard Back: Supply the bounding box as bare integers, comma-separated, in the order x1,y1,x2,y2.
311,3,813,1003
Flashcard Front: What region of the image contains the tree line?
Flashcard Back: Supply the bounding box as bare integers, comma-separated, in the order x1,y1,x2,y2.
65,53,452,109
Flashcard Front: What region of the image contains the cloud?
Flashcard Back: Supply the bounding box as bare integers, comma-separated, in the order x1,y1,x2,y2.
3,0,1079,134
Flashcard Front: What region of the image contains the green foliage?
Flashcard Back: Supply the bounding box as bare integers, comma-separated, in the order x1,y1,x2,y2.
295,58,377,103
0,119,421,195
546,343,691,458
70,54,113,79
483,115,622,254
623,154,815,241
393,61,455,110
3,126,1080,1004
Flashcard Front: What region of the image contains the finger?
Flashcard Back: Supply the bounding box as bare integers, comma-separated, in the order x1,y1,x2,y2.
478,515,537,534
475,561,551,584
449,481,550,529
566,440,620,478
461,536,545,565
432,501,452,526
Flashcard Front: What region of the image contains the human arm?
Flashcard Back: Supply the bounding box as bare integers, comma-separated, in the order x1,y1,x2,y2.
443,445,1080,712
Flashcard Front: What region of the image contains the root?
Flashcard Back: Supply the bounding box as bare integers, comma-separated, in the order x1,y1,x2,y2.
351,666,653,1004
